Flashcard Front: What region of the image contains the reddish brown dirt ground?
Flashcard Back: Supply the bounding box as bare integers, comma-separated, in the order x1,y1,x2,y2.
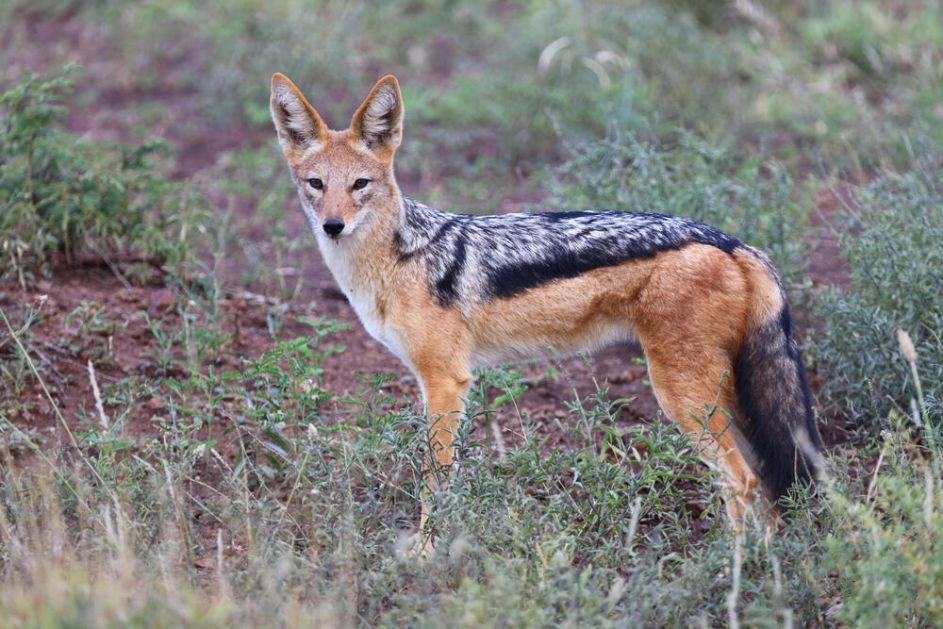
1,10,848,476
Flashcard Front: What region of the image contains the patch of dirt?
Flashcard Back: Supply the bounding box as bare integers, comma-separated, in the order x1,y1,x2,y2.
0,268,287,446
808,184,856,293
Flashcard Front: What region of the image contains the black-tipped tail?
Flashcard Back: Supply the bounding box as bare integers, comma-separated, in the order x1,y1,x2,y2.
734,303,822,501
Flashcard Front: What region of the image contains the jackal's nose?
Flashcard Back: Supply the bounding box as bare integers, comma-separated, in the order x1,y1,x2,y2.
323,219,345,238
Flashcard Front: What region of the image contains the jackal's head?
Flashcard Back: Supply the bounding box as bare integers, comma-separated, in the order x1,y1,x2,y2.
270,73,403,241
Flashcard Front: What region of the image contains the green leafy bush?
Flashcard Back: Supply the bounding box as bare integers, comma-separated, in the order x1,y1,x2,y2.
815,161,943,430
0,68,207,285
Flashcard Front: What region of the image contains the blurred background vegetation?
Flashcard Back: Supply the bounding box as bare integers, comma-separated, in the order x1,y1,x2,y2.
5,0,943,199
2,0,943,626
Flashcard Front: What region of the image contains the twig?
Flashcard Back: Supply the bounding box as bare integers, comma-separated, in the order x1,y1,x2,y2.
727,534,743,629
87,359,109,429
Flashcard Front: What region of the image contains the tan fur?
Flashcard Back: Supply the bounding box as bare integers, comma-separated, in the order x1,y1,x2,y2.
271,74,783,543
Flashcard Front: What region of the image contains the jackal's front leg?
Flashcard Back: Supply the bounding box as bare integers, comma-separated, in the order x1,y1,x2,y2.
415,369,471,550
424,374,471,467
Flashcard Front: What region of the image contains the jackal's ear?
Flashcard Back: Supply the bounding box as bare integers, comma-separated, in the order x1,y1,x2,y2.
270,73,328,158
349,75,403,162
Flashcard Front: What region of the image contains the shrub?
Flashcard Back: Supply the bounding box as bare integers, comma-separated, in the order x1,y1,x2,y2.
0,68,207,286
815,160,943,430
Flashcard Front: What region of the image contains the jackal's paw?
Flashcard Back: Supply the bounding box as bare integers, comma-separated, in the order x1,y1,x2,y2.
395,530,437,560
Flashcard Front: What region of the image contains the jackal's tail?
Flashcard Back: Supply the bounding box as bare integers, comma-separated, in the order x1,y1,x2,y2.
734,250,822,501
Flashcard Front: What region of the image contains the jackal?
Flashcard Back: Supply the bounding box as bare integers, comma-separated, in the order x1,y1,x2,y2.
270,73,822,539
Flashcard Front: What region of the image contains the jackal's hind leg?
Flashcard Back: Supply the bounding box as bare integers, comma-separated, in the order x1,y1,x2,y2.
644,351,763,529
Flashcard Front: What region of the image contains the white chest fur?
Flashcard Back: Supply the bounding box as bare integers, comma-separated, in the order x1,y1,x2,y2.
315,234,412,368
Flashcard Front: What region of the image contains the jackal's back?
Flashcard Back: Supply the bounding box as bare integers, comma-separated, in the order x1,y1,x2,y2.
395,199,742,307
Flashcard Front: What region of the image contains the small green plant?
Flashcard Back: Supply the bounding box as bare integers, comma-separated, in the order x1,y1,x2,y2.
819,337,943,625
0,68,208,286
0,297,51,426
0,300,49,448
62,300,119,364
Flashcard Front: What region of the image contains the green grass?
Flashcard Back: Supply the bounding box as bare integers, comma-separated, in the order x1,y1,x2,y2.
2,304,941,625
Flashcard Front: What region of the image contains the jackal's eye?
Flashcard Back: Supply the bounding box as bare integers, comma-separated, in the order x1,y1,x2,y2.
307,178,323,190
352,178,370,191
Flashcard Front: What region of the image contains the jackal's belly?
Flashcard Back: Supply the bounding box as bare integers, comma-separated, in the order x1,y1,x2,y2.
469,318,635,367
467,267,640,368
